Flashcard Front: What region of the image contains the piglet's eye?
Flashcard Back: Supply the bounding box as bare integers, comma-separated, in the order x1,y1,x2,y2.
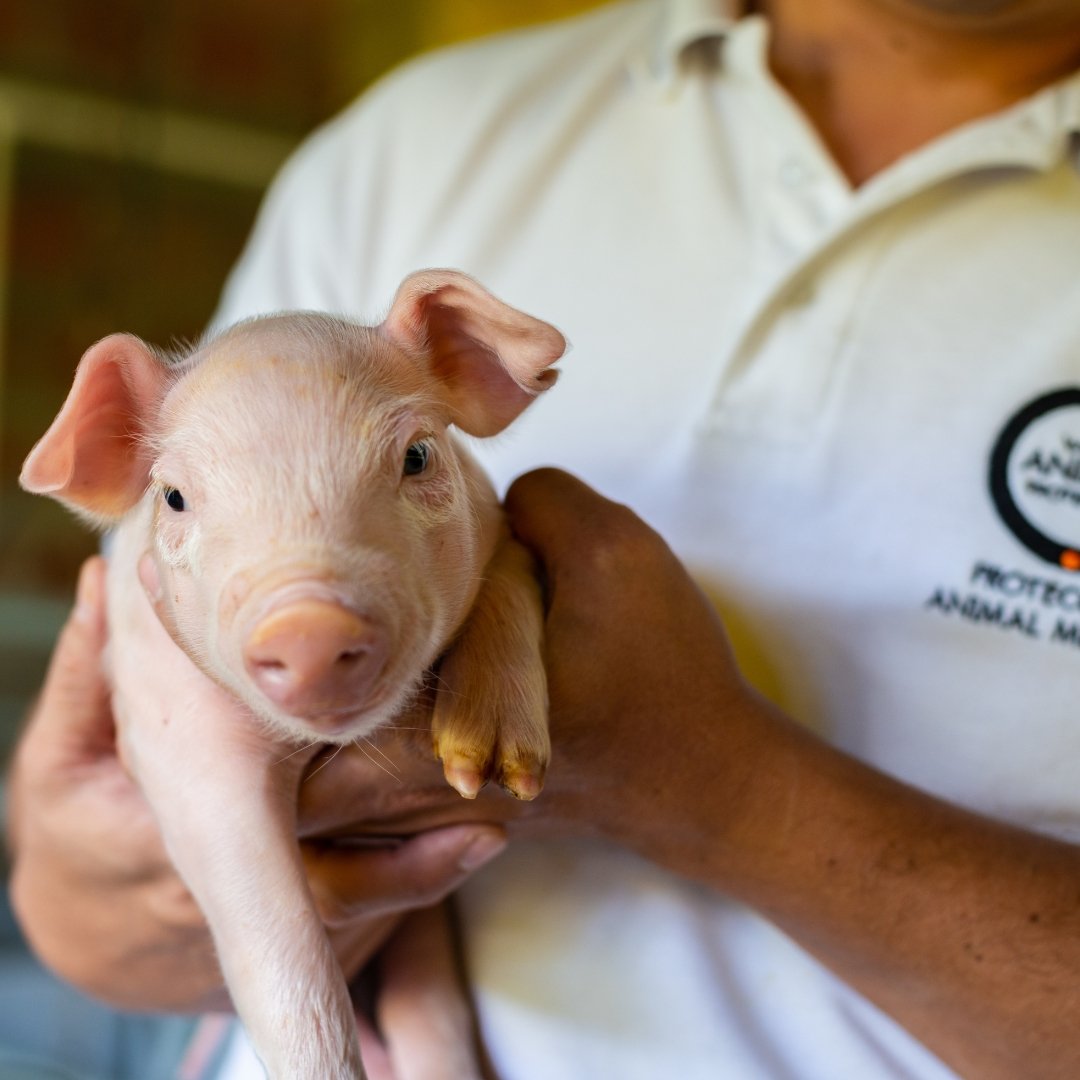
164,487,186,512
403,441,430,477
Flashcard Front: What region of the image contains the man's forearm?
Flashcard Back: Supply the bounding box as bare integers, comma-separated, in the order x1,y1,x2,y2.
615,695,1080,1080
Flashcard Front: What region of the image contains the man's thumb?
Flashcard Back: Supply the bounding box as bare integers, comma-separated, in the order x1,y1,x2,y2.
304,825,508,927
29,556,113,754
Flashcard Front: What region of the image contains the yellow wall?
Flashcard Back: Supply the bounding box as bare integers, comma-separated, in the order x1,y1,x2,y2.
331,2,607,118
417,0,605,48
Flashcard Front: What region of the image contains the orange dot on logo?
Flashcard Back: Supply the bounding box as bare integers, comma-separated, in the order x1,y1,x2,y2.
1061,550,1080,572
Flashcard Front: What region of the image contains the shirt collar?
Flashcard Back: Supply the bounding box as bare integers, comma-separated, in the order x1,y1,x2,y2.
646,0,743,88
1063,76,1080,137
644,0,1080,154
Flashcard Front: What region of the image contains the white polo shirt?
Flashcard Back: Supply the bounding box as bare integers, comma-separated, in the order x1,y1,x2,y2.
211,1,1080,1076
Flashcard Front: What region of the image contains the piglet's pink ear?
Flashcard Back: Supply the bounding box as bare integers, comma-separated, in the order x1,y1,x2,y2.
380,270,566,437
20,334,170,522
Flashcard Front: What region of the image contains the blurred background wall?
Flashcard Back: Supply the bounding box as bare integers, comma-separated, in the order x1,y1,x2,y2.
0,0,602,760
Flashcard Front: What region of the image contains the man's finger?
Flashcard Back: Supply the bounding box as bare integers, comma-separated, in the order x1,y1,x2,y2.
303,824,507,927
505,468,626,562
27,556,113,754
505,467,664,596
377,904,485,1080
505,468,605,549
355,1010,397,1080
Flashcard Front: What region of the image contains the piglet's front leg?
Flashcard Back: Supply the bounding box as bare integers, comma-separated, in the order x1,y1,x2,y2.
160,746,362,1079
432,532,549,801
110,574,366,1080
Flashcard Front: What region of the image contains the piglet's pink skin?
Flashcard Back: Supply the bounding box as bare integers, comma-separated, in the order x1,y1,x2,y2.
20,270,564,1080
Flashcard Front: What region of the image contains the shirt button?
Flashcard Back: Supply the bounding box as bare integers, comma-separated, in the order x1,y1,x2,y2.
779,158,813,187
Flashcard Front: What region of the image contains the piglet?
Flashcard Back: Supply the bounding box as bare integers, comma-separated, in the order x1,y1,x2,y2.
20,270,564,1079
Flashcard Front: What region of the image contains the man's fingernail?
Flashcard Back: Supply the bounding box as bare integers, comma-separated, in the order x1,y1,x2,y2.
73,558,103,625
458,831,508,872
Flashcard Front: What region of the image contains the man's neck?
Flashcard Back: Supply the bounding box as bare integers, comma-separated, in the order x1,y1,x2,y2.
753,0,1080,185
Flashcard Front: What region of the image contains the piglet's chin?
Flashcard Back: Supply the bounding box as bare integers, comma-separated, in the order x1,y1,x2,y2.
253,685,410,746
292,706,386,743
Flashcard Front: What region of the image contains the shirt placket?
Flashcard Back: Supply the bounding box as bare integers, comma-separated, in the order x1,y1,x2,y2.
702,16,1076,444
705,16,861,442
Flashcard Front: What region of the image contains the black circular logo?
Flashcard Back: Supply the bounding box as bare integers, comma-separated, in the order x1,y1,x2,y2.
989,388,1080,572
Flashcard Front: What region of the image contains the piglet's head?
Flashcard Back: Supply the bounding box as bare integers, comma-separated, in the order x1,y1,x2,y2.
20,270,565,743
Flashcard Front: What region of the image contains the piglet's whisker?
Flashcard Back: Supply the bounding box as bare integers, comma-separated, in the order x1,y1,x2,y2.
303,743,345,783
357,737,401,774
273,739,323,767
353,737,403,783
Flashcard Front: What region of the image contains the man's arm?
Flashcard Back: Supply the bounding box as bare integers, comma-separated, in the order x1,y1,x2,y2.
500,469,1080,1080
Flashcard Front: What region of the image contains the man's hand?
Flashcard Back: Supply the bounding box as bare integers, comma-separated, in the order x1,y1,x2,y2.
503,467,761,852
6,557,218,1010
6,556,508,1013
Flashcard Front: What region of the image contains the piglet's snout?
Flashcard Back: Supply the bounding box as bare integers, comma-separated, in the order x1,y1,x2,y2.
243,599,389,724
